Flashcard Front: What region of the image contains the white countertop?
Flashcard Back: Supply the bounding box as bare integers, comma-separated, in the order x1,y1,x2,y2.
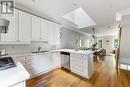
1,49,94,57
53,49,94,55
0,59,30,87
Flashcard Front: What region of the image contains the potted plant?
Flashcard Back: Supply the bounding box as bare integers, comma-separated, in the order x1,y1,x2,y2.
92,43,97,51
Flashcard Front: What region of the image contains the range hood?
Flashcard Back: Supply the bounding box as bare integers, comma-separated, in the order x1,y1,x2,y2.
0,18,9,33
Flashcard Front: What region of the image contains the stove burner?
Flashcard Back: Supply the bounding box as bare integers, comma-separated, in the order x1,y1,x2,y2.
0,57,16,70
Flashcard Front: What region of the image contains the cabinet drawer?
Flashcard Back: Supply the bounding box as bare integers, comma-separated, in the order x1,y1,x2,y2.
71,60,88,68
71,64,88,71
71,67,88,77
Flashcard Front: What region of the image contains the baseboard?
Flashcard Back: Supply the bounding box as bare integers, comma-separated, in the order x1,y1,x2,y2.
119,58,130,65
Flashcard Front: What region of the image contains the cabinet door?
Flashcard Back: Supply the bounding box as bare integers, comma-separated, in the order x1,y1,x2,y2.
19,10,31,42
31,55,43,74
70,53,88,77
48,22,55,44
0,10,18,41
31,54,53,75
41,19,48,41
54,24,61,44
52,52,61,68
45,53,53,69
31,16,41,41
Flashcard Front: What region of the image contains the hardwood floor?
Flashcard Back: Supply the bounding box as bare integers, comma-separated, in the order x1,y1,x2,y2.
27,56,130,87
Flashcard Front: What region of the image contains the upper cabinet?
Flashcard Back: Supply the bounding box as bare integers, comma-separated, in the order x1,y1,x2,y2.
31,16,48,42
54,24,61,45
31,16,41,41
0,8,61,44
0,9,31,44
41,19,48,41
48,22,61,45
48,22,55,44
18,10,31,42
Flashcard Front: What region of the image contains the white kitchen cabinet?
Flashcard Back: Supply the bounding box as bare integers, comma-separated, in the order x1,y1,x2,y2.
31,16,41,41
52,52,61,68
30,53,53,76
16,53,54,77
48,22,61,45
18,10,31,42
0,7,60,43
54,24,61,45
31,54,49,74
0,10,19,42
48,22,55,44
0,9,31,44
70,53,93,78
41,19,48,41
44,53,53,69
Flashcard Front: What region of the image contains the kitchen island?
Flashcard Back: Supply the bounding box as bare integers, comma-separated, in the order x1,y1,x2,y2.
58,49,94,78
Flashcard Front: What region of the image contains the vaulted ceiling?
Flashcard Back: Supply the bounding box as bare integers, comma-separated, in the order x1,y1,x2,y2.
15,0,130,36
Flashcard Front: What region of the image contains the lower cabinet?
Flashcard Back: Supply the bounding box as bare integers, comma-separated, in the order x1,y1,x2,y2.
16,52,93,79
70,53,93,78
16,52,60,77
52,52,61,68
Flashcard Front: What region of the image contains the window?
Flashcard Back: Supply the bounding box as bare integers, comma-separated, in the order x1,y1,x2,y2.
98,40,103,48
0,1,14,14
113,38,119,48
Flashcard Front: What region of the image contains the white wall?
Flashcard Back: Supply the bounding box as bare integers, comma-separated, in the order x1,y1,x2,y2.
120,25,130,64
60,28,90,49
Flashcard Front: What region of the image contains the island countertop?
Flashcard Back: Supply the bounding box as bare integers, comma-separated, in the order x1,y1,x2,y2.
52,49,94,55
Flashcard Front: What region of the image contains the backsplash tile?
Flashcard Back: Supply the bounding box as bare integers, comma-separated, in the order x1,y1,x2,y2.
0,42,57,54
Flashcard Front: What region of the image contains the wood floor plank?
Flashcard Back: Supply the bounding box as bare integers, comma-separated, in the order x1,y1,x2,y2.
27,56,130,87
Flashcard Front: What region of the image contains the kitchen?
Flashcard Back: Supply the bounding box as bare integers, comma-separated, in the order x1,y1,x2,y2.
0,0,130,87
0,1,94,87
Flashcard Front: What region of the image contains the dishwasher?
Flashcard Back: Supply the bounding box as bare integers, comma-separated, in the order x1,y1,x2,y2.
61,52,70,70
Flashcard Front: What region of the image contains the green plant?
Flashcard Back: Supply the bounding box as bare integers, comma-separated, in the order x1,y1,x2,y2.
92,43,97,48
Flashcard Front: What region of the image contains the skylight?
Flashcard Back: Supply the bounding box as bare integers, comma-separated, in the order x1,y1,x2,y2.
63,8,96,28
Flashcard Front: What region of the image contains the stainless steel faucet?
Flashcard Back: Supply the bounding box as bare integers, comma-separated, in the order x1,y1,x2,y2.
38,46,42,53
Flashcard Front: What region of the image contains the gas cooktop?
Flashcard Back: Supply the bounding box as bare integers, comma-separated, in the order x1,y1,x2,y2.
0,57,16,70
